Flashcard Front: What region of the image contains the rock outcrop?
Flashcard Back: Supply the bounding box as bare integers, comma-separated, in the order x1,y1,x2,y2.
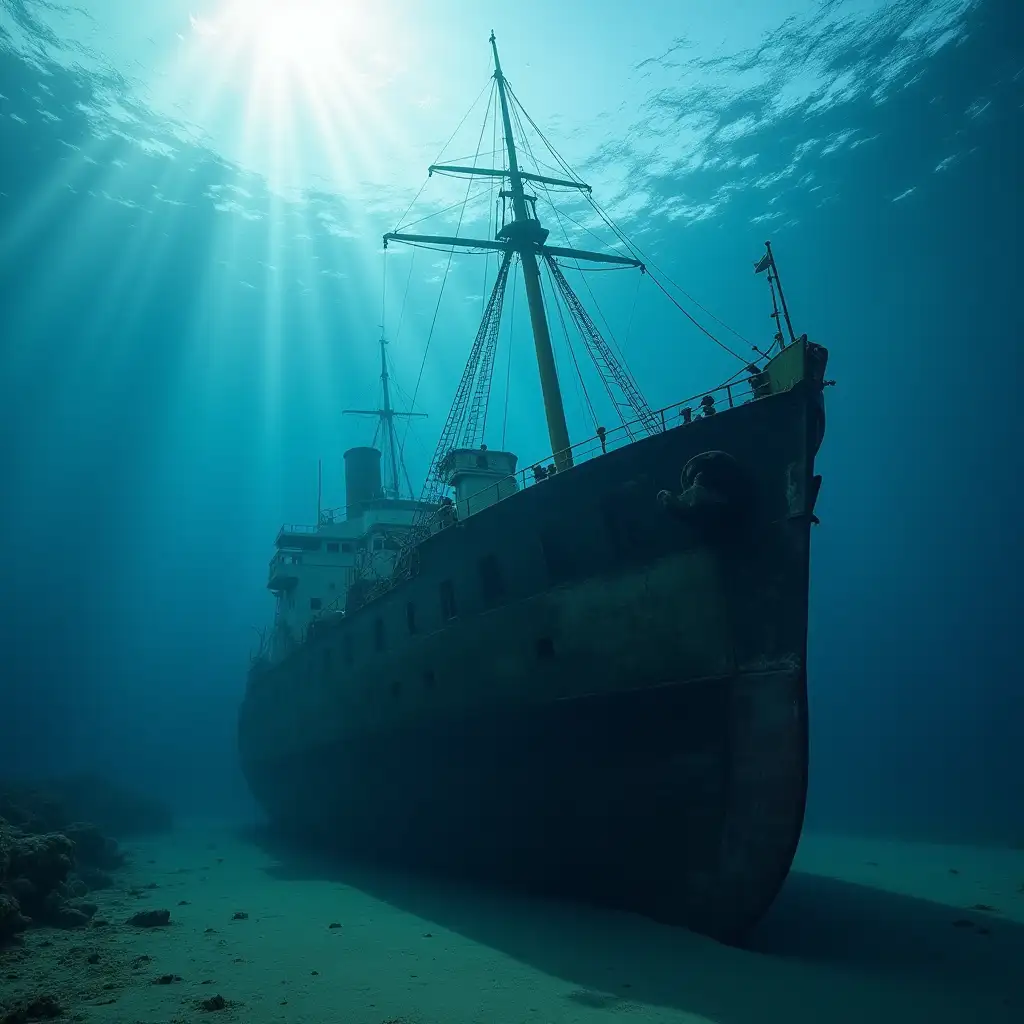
0,775,160,944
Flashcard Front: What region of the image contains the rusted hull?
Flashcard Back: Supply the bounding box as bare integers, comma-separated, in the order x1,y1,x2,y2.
240,369,823,942
243,666,806,941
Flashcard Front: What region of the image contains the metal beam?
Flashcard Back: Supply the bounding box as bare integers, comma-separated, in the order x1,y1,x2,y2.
541,245,643,269
343,410,428,418
383,232,642,268
383,232,510,254
429,164,592,192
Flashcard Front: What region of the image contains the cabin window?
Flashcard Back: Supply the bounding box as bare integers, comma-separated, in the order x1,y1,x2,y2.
476,453,488,468
374,617,386,652
479,554,505,608
327,542,340,553
310,597,322,611
440,579,457,621
372,536,385,552
342,542,354,553
406,602,417,634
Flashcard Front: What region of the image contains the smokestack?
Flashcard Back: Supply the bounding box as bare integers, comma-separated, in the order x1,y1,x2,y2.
343,447,383,517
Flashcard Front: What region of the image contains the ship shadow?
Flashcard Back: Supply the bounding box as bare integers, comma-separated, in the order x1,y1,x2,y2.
243,826,1022,1022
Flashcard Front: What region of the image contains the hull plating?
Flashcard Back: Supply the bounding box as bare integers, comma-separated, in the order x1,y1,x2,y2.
239,381,820,941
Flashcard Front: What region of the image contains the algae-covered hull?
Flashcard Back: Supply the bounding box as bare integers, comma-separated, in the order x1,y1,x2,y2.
240,348,826,942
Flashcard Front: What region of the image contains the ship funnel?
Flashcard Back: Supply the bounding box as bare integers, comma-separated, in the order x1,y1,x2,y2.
343,447,383,516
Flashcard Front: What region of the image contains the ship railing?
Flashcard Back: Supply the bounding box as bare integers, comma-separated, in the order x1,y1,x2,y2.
275,522,322,546
453,374,759,515
296,373,763,613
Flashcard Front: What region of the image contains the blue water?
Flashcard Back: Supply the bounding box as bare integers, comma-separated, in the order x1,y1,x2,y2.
0,0,1020,884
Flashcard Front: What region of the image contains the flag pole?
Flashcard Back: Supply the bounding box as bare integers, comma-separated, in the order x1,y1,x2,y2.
764,241,797,344
317,458,322,525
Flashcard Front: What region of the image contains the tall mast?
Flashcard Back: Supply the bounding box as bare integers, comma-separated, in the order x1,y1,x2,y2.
344,335,426,497
382,33,644,473
378,335,398,494
489,33,572,469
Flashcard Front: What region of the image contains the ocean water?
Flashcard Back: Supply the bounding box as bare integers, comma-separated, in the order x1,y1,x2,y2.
1,1,1022,1021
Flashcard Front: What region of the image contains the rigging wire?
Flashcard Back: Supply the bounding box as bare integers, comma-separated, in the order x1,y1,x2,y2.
509,98,647,420
398,78,497,458
584,192,762,359
624,271,641,351
542,256,599,429
431,75,494,172
434,146,506,165
507,104,607,423
505,81,763,363
392,249,417,346
538,257,588,433
479,83,499,328
399,186,498,231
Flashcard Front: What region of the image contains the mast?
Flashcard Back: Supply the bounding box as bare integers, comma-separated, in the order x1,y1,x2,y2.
343,335,426,498
764,241,797,344
489,32,572,470
383,32,644,474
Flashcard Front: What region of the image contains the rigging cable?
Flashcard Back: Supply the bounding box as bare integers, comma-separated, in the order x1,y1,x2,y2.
542,256,600,429
505,82,763,362
509,94,649,431
399,186,498,231
400,78,498,453
392,249,417,346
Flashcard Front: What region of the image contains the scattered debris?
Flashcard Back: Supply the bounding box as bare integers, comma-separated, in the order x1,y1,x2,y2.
177,900,190,906
198,994,240,1013
232,911,248,920
126,909,170,927
948,868,959,875
969,903,999,913
328,922,341,929
0,994,63,1024
152,974,183,985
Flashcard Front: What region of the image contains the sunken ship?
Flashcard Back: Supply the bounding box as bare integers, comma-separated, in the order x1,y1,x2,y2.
239,33,830,942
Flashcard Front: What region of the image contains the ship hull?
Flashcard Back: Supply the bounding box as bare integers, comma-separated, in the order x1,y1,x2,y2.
243,665,806,941
240,359,824,943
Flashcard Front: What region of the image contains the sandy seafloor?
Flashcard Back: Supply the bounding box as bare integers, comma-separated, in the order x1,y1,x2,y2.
2,827,1021,1023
